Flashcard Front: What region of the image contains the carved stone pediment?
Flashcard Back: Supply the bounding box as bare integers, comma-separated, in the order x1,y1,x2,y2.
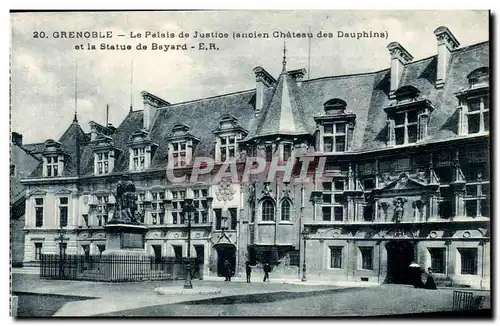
378,173,427,193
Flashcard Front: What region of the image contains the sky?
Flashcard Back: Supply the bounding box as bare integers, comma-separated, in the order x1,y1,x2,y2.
10,10,489,144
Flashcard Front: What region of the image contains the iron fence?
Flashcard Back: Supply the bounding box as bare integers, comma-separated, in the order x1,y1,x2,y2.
39,254,202,282
453,290,474,310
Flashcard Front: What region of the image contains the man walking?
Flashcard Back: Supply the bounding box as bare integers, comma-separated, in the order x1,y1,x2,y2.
245,260,252,283
263,262,271,282
224,259,232,282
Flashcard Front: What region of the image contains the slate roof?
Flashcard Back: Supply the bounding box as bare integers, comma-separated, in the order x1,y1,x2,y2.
24,40,489,178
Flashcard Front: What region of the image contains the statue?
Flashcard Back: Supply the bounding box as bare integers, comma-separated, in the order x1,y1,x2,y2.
393,197,407,223
108,180,141,225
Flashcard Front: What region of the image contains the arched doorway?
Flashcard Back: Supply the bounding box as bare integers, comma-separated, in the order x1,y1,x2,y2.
215,244,236,277
385,241,415,284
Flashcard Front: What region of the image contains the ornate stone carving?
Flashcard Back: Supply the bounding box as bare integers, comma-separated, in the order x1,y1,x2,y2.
393,197,407,222
262,182,272,197
216,178,236,202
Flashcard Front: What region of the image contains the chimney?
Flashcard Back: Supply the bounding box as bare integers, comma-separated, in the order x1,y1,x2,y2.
252,67,276,114
89,121,99,141
12,132,22,146
434,26,460,88
289,68,306,86
387,42,413,98
141,91,170,130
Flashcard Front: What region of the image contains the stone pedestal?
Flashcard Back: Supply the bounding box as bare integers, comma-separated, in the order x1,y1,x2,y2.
101,223,150,281
102,223,148,256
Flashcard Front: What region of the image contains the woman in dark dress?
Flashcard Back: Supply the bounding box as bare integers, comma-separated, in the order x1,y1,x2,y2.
424,267,437,290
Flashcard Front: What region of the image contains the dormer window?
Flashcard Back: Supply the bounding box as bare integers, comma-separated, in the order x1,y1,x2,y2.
128,130,158,172
172,141,187,167
314,99,355,153
46,156,59,176
166,124,200,168
456,67,489,136
41,139,67,177
213,115,247,163
385,86,434,146
93,135,118,175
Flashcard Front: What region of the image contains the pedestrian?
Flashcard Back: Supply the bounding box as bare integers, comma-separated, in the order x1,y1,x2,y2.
245,260,252,283
224,259,232,282
263,262,271,282
424,267,437,290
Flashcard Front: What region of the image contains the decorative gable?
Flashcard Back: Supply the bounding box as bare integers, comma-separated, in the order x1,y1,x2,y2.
213,115,248,162
128,129,158,172
165,124,200,168
314,98,356,153
384,86,435,146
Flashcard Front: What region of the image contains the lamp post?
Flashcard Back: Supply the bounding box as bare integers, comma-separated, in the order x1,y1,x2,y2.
182,189,195,289
57,225,66,278
301,227,310,282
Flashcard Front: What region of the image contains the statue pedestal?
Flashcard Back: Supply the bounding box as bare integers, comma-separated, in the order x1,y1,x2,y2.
101,223,150,281
102,223,148,256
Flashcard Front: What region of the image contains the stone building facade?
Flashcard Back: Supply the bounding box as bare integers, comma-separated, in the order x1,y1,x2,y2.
20,26,489,288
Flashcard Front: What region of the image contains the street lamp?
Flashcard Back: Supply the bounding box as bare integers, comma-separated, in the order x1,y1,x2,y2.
182,188,195,289
301,227,310,282
57,224,66,278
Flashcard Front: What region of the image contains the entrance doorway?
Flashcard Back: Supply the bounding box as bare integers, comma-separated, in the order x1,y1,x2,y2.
385,241,415,284
151,245,162,271
216,245,236,277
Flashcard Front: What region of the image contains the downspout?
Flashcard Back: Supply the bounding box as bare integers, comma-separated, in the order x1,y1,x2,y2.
378,240,381,283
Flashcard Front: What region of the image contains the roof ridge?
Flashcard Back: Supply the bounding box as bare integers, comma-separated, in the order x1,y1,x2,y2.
156,89,255,110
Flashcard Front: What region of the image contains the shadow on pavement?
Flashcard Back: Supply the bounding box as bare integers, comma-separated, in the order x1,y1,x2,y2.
184,287,361,305
13,292,97,317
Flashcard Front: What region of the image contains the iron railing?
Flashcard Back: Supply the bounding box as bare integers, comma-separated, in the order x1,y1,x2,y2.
39,254,202,282
453,290,474,310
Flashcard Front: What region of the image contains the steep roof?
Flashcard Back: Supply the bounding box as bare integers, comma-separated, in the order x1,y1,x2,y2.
24,40,489,178
248,72,310,139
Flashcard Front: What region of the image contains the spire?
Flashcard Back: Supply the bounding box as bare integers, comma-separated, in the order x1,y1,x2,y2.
282,40,287,73
129,59,134,112
73,61,79,123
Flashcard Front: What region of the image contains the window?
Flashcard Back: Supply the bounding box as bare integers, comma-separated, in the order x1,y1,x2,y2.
10,164,15,176
359,247,373,270
323,123,346,152
132,147,146,171
363,204,373,221
35,198,44,227
322,179,344,221
34,242,42,260
429,248,445,274
96,152,110,174
394,110,418,145
171,190,185,224
172,141,187,167
151,191,165,225
262,199,275,221
281,199,292,221
265,145,273,162
46,156,59,177
193,188,209,224
96,195,109,226
59,197,68,227
466,96,489,134
330,246,343,268
283,143,292,161
464,165,489,218
438,186,454,219
459,248,478,275
220,136,236,162
363,178,375,191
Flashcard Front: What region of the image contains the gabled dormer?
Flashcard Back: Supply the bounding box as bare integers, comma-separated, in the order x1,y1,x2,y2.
92,134,120,175
128,129,158,172
41,139,69,177
384,85,435,146
165,124,199,168
455,67,489,136
314,98,356,153
213,115,248,162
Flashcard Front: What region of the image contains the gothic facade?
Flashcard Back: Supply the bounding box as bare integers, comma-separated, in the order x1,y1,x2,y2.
20,26,489,288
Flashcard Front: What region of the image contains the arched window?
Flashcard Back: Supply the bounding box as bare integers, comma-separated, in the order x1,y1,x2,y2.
281,199,292,221
262,199,275,221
